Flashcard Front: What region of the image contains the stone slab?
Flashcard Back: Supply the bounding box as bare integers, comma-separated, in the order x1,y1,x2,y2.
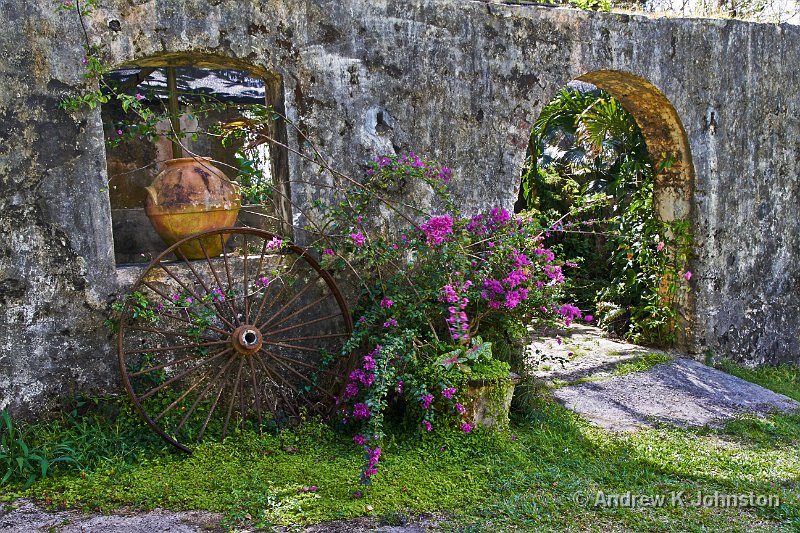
552,357,800,431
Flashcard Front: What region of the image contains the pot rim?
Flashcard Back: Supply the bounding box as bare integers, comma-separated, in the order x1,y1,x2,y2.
163,156,213,166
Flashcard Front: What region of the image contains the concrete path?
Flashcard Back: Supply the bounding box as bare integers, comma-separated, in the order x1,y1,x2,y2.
0,499,224,533
529,325,800,431
0,499,438,532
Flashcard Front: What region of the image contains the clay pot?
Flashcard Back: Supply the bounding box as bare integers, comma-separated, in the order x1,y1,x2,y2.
144,157,240,259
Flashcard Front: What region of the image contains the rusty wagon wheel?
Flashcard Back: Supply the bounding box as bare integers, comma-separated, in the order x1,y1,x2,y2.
117,227,354,452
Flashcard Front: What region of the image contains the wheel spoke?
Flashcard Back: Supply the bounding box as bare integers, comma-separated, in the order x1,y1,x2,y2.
128,325,219,343
247,239,270,324
247,355,263,427
262,312,345,337
256,353,323,415
254,353,299,417
261,339,320,353
263,349,345,379
259,294,329,334
129,345,231,377
197,381,227,441
154,375,208,422
173,247,237,330
139,282,228,335
159,263,236,331
139,348,232,401
175,354,237,434
258,277,316,331
126,339,228,355
219,233,240,323
242,235,250,324
261,348,336,400
271,332,349,343
198,237,242,328
222,358,245,440
251,255,303,327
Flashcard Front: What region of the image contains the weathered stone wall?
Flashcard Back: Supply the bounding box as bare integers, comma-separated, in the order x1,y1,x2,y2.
1,0,799,415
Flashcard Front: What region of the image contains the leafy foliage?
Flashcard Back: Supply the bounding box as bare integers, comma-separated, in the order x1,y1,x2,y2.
0,411,76,489
521,85,692,346
313,153,580,487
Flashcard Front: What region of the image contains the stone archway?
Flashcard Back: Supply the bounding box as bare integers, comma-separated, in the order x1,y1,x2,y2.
575,71,695,226
529,70,697,349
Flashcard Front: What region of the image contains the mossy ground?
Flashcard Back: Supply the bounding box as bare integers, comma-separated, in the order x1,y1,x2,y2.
1,361,798,531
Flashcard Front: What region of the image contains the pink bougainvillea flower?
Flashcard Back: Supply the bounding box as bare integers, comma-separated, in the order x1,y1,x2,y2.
135,93,145,101
344,382,359,399
557,303,583,326
323,248,335,256
455,403,466,414
380,297,394,308
421,394,434,409
442,387,456,399
362,355,376,371
353,403,371,419
266,236,283,249
584,315,594,322
461,422,473,434
419,215,453,246
657,241,665,252
353,434,367,445
684,271,693,281
351,232,366,247
422,420,432,432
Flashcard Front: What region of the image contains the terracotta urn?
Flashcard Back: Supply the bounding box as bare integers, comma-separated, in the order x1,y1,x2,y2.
144,157,241,259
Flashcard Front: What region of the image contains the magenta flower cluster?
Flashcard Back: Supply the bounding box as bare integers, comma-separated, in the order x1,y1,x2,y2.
441,281,472,341
557,303,583,327
330,155,584,492
362,446,382,480
420,215,454,246
421,393,434,409
209,288,226,302
351,232,366,247
368,152,452,185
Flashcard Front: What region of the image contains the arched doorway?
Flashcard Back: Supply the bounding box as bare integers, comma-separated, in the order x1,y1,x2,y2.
519,71,695,350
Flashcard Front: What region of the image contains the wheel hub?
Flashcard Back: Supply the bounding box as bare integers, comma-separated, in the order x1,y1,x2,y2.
231,325,263,355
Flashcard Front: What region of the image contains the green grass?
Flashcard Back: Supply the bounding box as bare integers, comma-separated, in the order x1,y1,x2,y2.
716,361,800,402
612,352,673,376
0,362,797,531
549,352,673,389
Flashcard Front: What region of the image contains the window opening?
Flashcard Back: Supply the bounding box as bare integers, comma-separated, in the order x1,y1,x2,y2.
102,66,285,265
